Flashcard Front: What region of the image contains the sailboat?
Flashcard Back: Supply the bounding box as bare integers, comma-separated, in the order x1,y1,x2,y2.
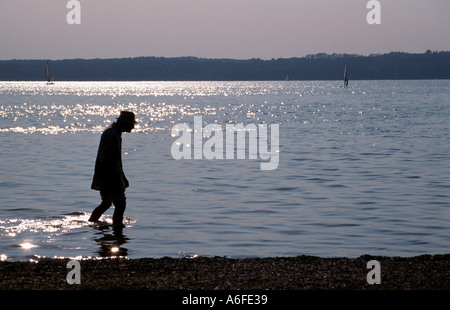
46,61,54,85
344,64,348,88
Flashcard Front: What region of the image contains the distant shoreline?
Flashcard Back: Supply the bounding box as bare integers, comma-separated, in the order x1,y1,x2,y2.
1,51,449,81
1,254,449,290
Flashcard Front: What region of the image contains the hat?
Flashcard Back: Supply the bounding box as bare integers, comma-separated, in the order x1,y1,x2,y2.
116,111,137,124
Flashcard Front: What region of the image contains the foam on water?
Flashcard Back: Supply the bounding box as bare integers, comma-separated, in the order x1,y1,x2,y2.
0,211,136,261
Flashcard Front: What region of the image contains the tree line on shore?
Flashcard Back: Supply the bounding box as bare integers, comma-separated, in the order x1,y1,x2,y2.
0,51,449,81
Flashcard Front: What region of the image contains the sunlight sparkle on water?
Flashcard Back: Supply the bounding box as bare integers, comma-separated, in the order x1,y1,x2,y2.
0,213,91,236
0,81,296,135
19,242,37,249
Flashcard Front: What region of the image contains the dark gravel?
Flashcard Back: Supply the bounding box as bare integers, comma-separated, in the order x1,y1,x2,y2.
1,254,449,290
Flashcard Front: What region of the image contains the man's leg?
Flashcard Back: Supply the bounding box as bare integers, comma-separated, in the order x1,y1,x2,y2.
89,200,112,222
112,194,126,226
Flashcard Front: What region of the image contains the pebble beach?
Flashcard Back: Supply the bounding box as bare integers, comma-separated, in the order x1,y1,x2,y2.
1,254,448,290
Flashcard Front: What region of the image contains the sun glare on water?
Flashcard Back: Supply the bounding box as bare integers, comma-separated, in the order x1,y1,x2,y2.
19,242,37,249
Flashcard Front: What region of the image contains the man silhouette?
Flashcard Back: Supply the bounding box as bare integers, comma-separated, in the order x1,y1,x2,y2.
89,111,137,227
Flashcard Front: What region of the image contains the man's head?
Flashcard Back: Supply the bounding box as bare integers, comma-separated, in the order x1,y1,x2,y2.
116,111,137,133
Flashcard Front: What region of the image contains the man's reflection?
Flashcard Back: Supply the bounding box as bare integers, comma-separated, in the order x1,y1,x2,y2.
93,225,129,257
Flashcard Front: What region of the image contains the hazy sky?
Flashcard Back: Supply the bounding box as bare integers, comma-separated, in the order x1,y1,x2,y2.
0,0,449,60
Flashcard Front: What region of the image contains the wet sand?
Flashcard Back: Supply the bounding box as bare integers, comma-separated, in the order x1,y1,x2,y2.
1,254,449,290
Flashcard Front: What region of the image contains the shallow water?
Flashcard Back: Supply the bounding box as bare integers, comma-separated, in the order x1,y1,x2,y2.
0,80,449,261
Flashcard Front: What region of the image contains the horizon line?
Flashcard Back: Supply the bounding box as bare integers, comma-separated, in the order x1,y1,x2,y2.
1,50,448,62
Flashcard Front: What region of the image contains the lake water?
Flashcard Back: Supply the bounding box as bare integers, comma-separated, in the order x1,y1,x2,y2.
0,80,449,261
